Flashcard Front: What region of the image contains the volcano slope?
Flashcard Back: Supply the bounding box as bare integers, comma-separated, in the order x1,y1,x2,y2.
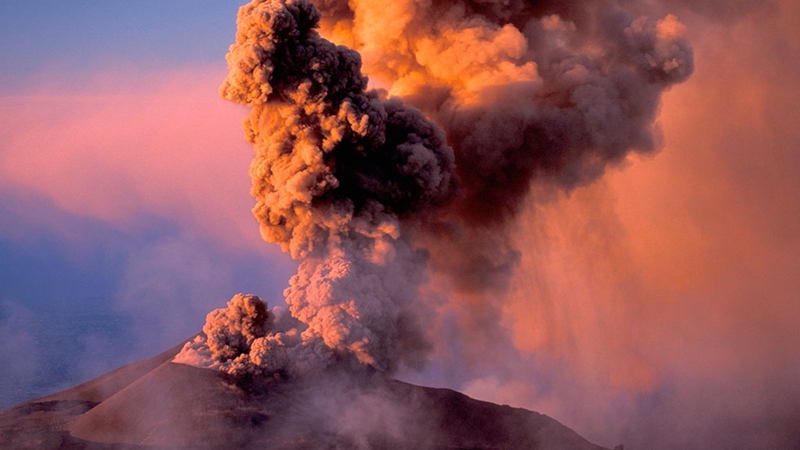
0,341,610,450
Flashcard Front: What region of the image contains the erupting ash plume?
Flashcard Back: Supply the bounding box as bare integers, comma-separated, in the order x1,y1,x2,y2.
177,0,693,376
312,0,693,337
177,0,455,375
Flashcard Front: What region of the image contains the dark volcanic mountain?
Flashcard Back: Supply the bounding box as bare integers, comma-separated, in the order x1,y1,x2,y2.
0,342,610,450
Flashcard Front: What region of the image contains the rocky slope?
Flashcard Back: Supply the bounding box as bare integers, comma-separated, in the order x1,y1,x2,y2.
0,342,609,450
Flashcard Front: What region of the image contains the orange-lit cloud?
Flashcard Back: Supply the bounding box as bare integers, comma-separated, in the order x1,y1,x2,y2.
463,1,800,447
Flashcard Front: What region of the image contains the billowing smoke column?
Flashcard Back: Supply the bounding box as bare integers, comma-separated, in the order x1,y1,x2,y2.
313,0,693,328
176,0,693,376
177,0,455,376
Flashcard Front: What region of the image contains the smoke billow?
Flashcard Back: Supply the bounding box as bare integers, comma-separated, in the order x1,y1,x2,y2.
316,0,693,345
177,0,693,378
177,0,455,376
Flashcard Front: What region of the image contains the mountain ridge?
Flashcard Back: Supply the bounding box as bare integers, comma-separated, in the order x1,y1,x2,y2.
0,341,611,450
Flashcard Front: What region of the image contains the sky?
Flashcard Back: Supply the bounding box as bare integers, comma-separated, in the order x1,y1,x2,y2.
0,0,298,406
1,1,799,449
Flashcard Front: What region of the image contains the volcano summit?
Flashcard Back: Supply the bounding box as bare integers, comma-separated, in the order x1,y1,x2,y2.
0,333,611,450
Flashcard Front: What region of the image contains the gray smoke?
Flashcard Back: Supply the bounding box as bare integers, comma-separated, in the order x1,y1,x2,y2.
176,0,693,377
312,0,693,340
177,0,455,376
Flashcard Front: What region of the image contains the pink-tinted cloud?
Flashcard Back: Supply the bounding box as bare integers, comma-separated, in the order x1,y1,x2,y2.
0,65,270,253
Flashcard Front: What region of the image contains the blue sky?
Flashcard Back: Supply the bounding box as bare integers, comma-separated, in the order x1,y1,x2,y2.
0,1,237,81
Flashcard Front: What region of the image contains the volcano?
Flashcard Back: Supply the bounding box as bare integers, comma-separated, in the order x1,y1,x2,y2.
0,340,610,450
